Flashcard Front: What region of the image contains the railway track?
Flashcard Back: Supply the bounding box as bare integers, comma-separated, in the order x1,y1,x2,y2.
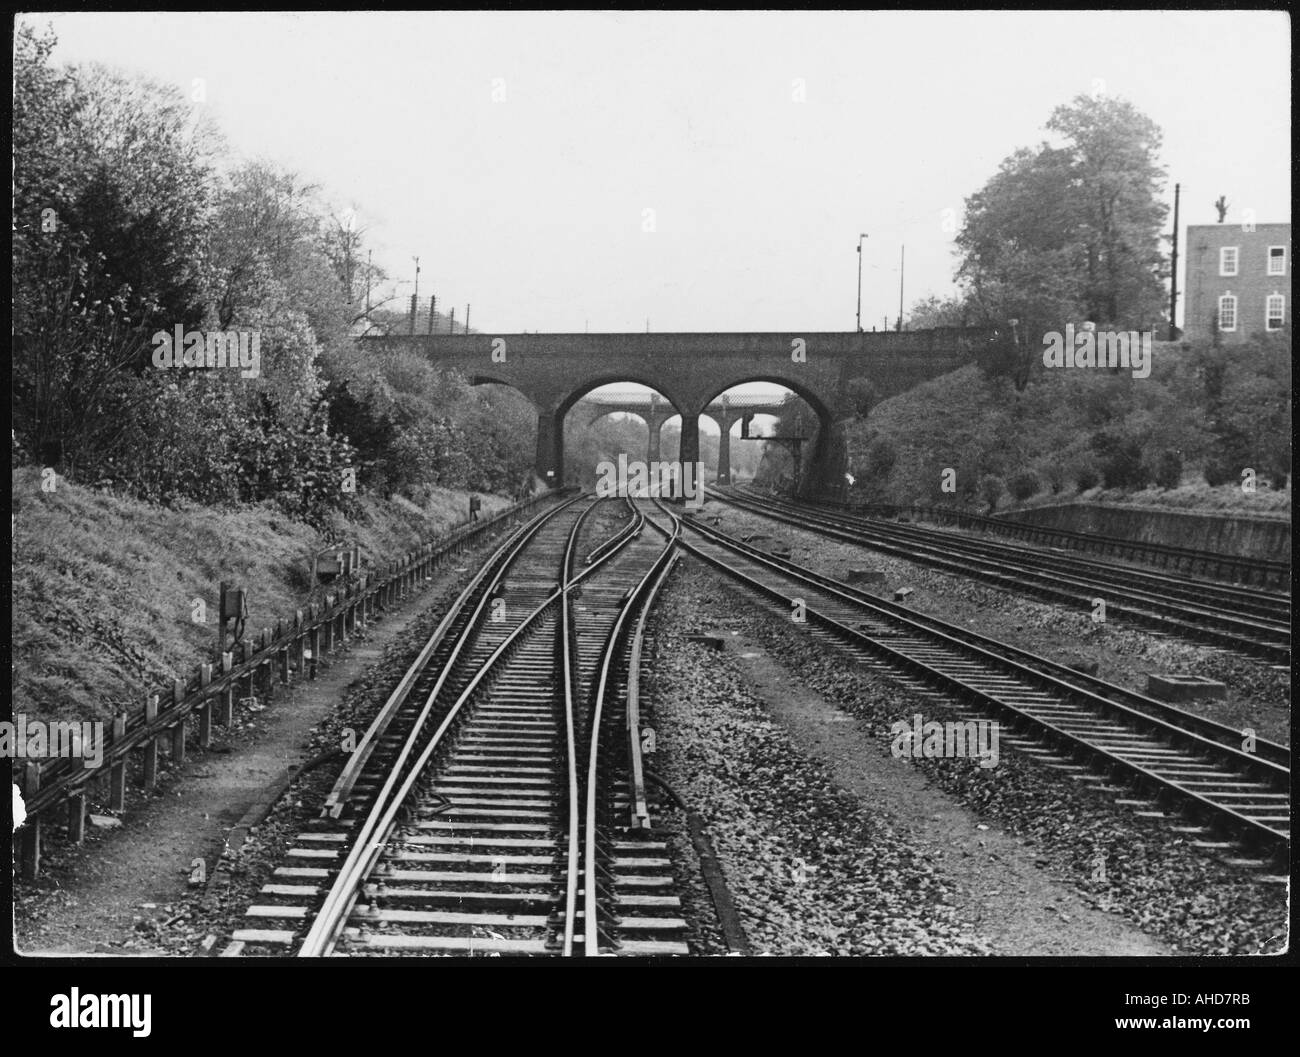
647,503,1289,864
231,494,691,956
716,487,1291,665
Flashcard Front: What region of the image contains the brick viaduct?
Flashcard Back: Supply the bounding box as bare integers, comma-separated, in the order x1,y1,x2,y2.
360,329,990,492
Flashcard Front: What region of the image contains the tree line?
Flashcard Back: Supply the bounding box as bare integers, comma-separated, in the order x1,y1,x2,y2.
13,24,537,524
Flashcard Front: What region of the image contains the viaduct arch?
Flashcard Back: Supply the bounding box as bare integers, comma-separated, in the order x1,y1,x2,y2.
360,329,989,492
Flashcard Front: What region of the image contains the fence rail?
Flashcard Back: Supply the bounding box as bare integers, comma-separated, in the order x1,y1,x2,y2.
15,490,563,879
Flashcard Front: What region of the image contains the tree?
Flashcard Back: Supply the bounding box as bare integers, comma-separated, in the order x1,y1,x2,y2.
905,294,968,330
1045,96,1168,326
956,94,1168,334
13,28,216,469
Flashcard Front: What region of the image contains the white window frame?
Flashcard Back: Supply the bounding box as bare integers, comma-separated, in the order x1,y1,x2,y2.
1266,293,1285,330
1218,293,1237,332
1219,246,1239,276
1267,245,1287,276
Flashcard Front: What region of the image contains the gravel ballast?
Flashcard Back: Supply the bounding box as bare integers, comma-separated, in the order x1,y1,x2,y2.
654,555,1286,956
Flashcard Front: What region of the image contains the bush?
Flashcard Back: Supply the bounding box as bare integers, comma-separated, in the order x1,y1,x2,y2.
1202,459,1237,487
1039,461,1067,494
1075,463,1101,491
1090,432,1148,489
977,473,1005,513
1007,470,1040,501
863,437,898,480
1151,449,1183,490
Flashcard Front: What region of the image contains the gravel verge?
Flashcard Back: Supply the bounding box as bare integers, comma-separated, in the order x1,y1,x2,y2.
671,556,1286,956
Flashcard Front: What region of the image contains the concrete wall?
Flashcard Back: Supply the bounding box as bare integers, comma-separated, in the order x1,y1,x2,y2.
1000,502,1291,561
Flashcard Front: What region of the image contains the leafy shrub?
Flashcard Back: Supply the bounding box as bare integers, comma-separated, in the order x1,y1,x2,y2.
1151,449,1183,490
1075,463,1101,491
1007,470,1040,501
977,473,1005,513
1039,461,1067,494
1090,432,1148,489
1202,459,1237,487
863,438,898,480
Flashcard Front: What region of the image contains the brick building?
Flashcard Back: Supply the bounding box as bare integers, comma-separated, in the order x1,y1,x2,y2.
1183,222,1290,343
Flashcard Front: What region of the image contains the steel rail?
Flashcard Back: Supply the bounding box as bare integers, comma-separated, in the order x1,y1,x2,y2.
297,496,637,956
806,490,1291,588
716,488,1290,662
581,503,681,955
732,487,1290,621
322,497,584,817
690,512,1289,770
557,496,640,953
625,549,682,830
667,509,1288,852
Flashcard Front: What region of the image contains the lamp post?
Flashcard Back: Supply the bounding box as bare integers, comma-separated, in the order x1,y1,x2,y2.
856,234,868,332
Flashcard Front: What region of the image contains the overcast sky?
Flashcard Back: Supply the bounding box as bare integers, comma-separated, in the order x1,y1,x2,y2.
28,10,1291,336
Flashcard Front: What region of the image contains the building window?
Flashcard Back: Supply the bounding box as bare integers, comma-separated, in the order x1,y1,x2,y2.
1268,246,1287,275
1219,246,1239,276
1266,294,1285,330
1218,294,1237,332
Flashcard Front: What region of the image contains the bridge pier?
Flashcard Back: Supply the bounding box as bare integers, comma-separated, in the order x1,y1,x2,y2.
802,417,851,497
647,415,666,464
536,407,563,487
715,416,735,484
679,413,700,468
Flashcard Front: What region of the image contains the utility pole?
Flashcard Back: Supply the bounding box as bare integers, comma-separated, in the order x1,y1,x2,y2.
856,234,868,332
428,295,436,335
897,245,905,331
410,256,420,336
465,304,470,334
449,306,456,335
365,250,372,315
343,230,353,307
1169,182,1180,341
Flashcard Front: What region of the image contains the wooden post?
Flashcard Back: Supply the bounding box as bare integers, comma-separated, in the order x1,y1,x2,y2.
220,652,235,726
67,792,86,843
322,597,334,652
21,761,41,879
171,678,186,764
294,610,305,675
261,629,274,703
198,664,213,749
276,619,289,685
243,640,256,706
218,580,229,656
110,713,127,811
142,694,160,790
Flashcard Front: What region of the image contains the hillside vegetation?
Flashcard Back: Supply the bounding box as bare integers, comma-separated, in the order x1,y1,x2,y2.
12,467,506,725
835,334,1290,513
